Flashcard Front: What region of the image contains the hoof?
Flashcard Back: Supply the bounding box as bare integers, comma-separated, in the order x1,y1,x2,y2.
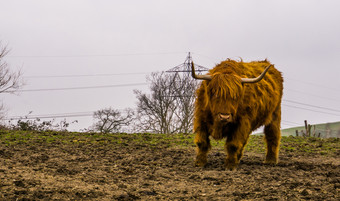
194,158,207,167
264,158,278,165
225,163,238,171
195,154,207,167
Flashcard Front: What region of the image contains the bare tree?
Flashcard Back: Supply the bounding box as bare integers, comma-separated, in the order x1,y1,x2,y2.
134,72,178,134
93,108,134,133
134,72,198,134
173,74,197,133
0,42,24,120
0,43,23,93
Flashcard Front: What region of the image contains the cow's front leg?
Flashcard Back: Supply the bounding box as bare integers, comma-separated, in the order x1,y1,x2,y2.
224,126,250,170
194,130,211,167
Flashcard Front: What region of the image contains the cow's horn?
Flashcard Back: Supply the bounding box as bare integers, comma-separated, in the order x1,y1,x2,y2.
240,64,272,83
191,62,212,80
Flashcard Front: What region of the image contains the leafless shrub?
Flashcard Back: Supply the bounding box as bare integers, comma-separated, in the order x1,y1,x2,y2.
93,108,134,133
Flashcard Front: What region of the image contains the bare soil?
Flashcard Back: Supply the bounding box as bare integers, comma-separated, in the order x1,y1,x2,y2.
0,131,339,200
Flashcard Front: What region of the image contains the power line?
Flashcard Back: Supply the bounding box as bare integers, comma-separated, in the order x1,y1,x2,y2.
3,113,303,130
5,85,340,118
281,123,300,127
2,113,312,131
5,109,132,121
24,72,150,79
282,120,302,126
5,112,94,120
283,99,340,113
5,85,340,117
285,88,340,102
3,104,336,129
282,104,340,117
285,77,339,92
3,82,147,93
7,51,186,58
22,74,340,103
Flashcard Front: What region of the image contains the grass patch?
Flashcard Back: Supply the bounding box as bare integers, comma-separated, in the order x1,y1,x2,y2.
0,130,338,156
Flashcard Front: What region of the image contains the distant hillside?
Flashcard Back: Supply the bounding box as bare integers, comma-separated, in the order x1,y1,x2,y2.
256,121,340,138
282,121,340,138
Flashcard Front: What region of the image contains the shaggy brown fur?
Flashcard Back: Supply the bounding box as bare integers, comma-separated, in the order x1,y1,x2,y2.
193,59,283,170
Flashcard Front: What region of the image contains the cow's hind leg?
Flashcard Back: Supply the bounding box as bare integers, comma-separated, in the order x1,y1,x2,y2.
264,107,281,164
194,131,211,167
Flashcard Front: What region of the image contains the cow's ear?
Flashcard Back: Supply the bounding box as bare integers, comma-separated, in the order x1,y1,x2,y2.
234,75,245,85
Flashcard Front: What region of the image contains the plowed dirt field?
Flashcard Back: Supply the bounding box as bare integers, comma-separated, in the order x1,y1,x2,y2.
0,131,339,200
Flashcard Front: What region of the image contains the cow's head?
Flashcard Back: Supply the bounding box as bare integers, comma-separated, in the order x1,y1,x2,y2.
192,62,271,124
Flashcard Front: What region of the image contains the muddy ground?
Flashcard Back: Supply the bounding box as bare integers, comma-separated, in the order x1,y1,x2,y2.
0,131,339,200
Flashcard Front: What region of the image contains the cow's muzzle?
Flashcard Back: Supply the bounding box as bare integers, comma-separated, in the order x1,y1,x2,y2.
219,113,232,122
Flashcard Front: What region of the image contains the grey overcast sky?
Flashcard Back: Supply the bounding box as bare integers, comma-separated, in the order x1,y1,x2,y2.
1,0,340,131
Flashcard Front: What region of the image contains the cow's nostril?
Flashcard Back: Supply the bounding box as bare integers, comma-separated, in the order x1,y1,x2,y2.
219,113,231,121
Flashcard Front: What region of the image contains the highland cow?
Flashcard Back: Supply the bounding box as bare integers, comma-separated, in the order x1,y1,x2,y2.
191,59,283,170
